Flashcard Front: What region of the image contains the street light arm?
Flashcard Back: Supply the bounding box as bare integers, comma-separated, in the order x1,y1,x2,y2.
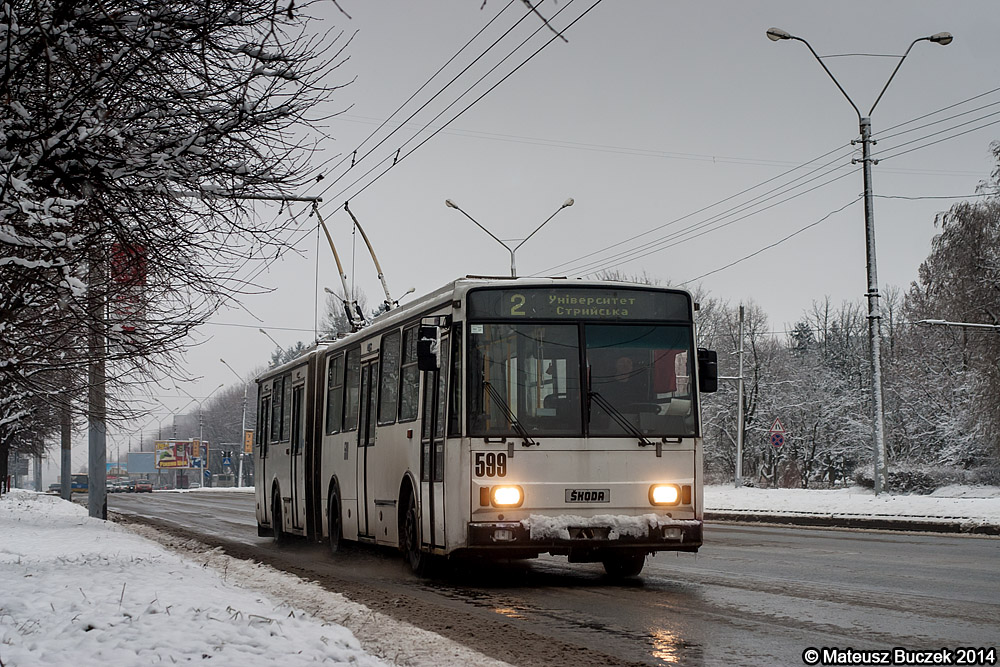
258,327,281,349
869,37,927,116
790,34,862,120
513,198,574,252
445,199,511,251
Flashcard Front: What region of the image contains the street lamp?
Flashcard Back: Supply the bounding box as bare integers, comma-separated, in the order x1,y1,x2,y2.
767,27,952,495
176,383,225,489
259,327,281,348
221,358,249,488
916,319,1000,332
445,197,574,277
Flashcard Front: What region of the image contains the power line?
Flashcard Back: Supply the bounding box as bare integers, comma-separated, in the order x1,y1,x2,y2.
879,116,1000,162
330,0,601,206
228,1,597,304
681,198,861,285
538,144,856,276
556,158,858,277
876,97,1000,143
540,86,1000,281
877,85,1000,135
309,0,525,201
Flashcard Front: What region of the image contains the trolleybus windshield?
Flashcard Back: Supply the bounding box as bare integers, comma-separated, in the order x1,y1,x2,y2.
467,287,698,439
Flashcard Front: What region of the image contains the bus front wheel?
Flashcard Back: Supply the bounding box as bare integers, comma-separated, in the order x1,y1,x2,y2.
271,493,286,546
602,551,645,578
402,494,431,576
328,491,342,555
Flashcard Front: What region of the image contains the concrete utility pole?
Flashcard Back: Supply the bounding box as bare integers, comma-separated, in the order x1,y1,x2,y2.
719,305,747,488
220,358,248,487
177,384,223,488
766,27,953,495
735,305,746,487
87,214,108,519
61,399,72,500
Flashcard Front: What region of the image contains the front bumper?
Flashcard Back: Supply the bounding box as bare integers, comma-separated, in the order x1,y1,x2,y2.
467,517,702,554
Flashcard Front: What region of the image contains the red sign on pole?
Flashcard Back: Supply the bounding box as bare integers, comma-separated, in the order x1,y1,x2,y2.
769,417,786,448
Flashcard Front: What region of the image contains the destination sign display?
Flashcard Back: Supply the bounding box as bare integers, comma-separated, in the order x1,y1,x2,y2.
467,287,691,321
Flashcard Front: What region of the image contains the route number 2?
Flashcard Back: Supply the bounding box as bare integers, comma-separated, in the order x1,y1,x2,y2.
474,452,507,477
509,294,526,316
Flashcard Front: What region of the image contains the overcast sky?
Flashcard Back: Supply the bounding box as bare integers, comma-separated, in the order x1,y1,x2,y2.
90,1,1000,465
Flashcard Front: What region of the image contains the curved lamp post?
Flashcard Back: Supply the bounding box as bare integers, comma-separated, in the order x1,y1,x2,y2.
221,358,248,488
177,383,225,488
445,198,574,277
767,28,952,495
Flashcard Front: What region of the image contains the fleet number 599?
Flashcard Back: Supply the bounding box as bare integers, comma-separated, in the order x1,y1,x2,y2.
474,452,507,478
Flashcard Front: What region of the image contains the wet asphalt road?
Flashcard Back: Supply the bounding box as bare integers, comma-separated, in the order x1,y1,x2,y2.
109,491,1000,666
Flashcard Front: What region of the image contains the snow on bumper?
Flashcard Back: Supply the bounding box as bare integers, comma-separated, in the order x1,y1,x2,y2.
467,513,702,551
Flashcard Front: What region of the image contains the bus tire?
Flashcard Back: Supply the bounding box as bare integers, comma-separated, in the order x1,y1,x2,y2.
602,551,645,578
328,490,342,555
402,493,431,576
271,493,286,546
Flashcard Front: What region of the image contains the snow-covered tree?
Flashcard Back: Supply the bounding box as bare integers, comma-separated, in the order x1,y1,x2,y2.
0,0,351,483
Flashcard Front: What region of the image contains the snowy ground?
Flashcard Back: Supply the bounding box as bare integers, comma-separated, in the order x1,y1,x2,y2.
705,483,1000,528
0,489,510,667
3,484,998,666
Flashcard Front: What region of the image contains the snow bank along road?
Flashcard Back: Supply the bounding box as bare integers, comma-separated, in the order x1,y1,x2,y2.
704,485,1000,535
0,490,508,667
107,489,1000,666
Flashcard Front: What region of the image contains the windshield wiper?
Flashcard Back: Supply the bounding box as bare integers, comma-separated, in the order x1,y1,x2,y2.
588,391,653,447
483,380,538,447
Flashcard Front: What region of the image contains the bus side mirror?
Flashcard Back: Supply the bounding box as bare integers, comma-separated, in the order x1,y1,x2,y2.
697,348,718,393
417,325,440,371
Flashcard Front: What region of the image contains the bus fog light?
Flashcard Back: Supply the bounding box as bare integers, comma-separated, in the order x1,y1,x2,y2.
493,528,515,542
491,485,523,508
650,484,680,505
662,527,683,540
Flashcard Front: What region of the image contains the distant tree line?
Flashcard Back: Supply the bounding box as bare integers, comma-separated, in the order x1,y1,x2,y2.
697,143,1000,490
0,0,347,493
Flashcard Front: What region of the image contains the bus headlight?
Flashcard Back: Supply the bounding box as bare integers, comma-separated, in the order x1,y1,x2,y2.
649,484,680,505
491,485,524,508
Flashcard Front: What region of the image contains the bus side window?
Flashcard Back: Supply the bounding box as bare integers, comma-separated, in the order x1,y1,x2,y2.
399,326,419,422
325,354,344,434
378,330,401,425
448,326,462,437
270,377,283,444
259,396,271,457
343,348,361,431
281,373,291,441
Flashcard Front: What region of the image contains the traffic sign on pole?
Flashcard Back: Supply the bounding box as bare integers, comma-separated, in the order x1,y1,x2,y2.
769,417,786,448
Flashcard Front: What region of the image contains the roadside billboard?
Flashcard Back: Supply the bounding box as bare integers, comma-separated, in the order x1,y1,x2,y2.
127,452,156,475
155,440,192,469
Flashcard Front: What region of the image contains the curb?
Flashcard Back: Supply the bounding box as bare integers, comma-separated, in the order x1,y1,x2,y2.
705,511,1000,536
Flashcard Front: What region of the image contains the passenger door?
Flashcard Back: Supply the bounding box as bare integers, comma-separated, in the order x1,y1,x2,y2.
420,332,449,549
355,360,379,539
291,384,305,530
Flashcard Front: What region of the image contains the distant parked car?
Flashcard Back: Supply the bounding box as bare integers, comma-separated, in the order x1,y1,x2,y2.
135,480,153,493
126,480,137,492
47,483,61,494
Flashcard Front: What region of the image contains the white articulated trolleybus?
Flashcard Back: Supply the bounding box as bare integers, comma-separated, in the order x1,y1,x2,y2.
255,277,718,577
